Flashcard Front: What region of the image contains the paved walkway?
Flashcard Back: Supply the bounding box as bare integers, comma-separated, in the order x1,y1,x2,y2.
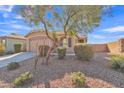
0,52,36,68
51,53,75,56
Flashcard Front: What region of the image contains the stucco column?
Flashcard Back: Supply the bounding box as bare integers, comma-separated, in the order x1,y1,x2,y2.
84,37,87,43
26,39,30,51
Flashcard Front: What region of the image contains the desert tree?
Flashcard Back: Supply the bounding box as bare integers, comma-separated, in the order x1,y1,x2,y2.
18,6,58,65
18,5,111,65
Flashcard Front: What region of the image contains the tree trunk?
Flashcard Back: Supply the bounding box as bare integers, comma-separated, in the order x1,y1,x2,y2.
44,43,57,65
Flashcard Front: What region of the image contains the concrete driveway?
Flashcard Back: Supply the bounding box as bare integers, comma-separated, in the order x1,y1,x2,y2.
0,52,36,68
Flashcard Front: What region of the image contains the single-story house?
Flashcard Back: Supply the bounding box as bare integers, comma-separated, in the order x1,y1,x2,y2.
25,30,87,52
0,33,26,53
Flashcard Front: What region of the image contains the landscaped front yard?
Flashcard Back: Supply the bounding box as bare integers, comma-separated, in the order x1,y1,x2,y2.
0,53,124,88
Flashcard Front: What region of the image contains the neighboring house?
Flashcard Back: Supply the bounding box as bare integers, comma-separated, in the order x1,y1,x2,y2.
26,30,87,52
0,33,26,53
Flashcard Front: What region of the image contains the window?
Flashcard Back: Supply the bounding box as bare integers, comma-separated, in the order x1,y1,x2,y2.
2,39,6,46
78,39,84,43
2,39,5,45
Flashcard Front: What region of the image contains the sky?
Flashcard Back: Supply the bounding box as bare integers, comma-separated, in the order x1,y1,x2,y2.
0,5,124,44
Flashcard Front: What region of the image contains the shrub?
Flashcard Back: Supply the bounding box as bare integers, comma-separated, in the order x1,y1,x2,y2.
39,45,50,57
74,44,94,61
50,72,86,88
13,72,33,86
57,47,66,59
14,44,22,53
111,55,124,72
0,51,5,56
7,62,20,70
6,51,14,55
70,72,86,88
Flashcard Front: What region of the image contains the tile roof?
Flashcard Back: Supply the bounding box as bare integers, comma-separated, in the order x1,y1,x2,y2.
0,34,26,40
25,29,87,38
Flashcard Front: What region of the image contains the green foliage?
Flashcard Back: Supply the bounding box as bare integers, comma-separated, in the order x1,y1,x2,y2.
39,45,50,57
6,51,14,55
18,6,110,37
70,72,86,88
74,44,94,61
57,47,66,59
111,55,124,72
13,72,33,87
7,62,20,70
68,30,77,37
61,6,111,34
0,51,5,56
0,44,5,56
52,32,58,42
14,44,22,53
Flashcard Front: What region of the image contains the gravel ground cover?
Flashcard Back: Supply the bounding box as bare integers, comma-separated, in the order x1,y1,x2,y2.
0,53,123,88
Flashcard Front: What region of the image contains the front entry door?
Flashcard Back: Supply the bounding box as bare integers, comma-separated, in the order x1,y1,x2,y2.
68,38,72,47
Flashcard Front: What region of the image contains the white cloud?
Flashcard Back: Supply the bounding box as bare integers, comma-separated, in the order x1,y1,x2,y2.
0,5,14,12
90,33,124,40
0,20,17,25
92,34,105,39
14,15,23,19
0,5,23,19
2,13,23,19
3,13,9,18
10,24,32,30
0,24,32,36
114,34,124,38
101,26,124,33
0,29,18,34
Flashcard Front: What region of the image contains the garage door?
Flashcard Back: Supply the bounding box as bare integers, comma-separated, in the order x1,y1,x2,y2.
29,36,53,52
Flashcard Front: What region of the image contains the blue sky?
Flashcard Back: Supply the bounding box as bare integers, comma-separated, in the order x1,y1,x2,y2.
0,5,124,44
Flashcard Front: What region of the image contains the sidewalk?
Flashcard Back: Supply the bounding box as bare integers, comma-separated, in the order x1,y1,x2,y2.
0,52,36,68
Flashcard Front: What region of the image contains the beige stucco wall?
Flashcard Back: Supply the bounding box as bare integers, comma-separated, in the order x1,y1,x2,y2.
107,39,124,54
5,38,26,52
107,41,120,54
119,39,124,52
90,39,124,53
90,44,108,52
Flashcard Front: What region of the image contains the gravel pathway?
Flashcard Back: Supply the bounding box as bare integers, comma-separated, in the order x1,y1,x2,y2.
0,53,123,88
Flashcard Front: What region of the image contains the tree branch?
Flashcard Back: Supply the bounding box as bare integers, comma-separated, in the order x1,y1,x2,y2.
64,9,80,36
42,19,55,41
